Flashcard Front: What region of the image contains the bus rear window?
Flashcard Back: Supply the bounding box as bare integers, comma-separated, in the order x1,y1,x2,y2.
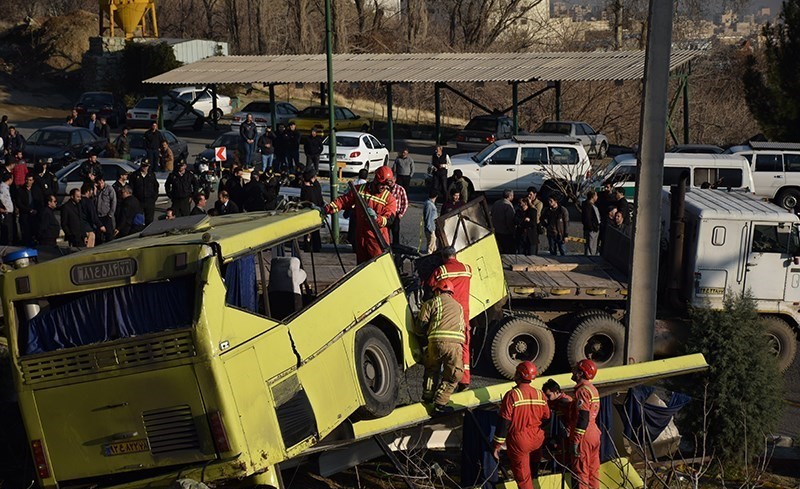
18,278,195,355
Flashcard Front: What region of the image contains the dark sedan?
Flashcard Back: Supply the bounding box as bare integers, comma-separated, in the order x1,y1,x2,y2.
128,129,188,165
456,114,521,152
22,126,107,171
74,91,127,128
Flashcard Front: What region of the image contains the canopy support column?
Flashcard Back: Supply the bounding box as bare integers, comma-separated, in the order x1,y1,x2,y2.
434,82,442,145
386,83,394,153
511,82,519,135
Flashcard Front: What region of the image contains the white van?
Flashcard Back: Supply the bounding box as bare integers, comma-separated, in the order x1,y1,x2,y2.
725,141,800,209
602,153,756,200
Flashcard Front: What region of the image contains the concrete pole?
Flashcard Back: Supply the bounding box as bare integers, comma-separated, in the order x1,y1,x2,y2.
683,62,691,144
511,82,519,135
386,83,394,153
325,0,339,242
434,82,442,145
624,0,674,364
554,81,562,120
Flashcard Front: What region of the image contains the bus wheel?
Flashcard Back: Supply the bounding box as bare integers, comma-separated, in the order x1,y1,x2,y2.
759,316,797,372
354,326,399,419
567,314,625,368
491,316,556,379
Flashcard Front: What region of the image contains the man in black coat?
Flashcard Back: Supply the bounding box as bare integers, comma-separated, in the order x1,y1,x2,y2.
165,161,197,217
33,160,58,199
79,183,105,248
242,172,267,212
37,194,61,247
94,117,111,142
239,114,258,169
613,187,630,224
61,189,85,247
226,166,247,210
214,190,241,215
79,154,103,184
300,169,324,251
129,161,159,224
285,122,301,170
581,190,601,255
190,192,208,215
143,122,163,167
304,127,324,173
115,185,145,238
16,174,44,246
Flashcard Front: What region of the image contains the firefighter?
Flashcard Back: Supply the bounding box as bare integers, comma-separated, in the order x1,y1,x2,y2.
427,246,473,389
492,361,550,489
414,279,465,415
569,359,601,489
543,379,574,465
324,166,397,264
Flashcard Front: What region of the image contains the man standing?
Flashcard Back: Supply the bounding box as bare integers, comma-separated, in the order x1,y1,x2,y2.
388,177,408,245
165,161,197,217
414,279,465,415
569,359,601,489
285,121,301,170
159,140,174,172
190,192,208,215
325,166,397,264
115,126,131,160
95,116,111,141
79,183,105,248
0,115,8,145
274,123,288,171
129,161,159,225
61,189,85,247
86,113,98,133
448,169,469,203
581,190,601,255
95,176,117,244
0,172,15,245
225,166,246,210
392,148,414,190
239,114,258,168
214,190,240,215
33,160,58,200
242,172,267,212
542,196,568,256
78,153,102,184
301,169,324,252
427,246,472,388
37,195,60,247
430,145,450,201
491,189,516,253
258,126,275,172
12,151,28,187
492,361,550,489
613,187,630,225
5,127,25,155
143,122,162,167
115,185,145,238
16,174,43,246
423,190,438,254
304,127,324,173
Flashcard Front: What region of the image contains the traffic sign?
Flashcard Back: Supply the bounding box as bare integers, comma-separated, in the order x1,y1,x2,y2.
215,147,227,161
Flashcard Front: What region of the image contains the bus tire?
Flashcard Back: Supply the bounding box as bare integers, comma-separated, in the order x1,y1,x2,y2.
354,325,400,419
759,316,797,372
567,314,625,368
491,316,556,379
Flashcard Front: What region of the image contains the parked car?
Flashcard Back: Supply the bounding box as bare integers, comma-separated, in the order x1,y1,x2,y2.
168,86,232,121
231,101,299,133
292,105,370,135
668,144,724,154
128,129,188,165
74,92,127,128
195,131,242,171
448,134,591,199
536,121,609,159
726,141,800,209
318,132,389,175
126,97,205,130
54,159,168,198
23,126,107,171
455,114,516,152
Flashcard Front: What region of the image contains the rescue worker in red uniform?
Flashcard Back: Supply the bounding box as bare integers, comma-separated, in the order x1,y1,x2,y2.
492,361,550,489
325,166,397,264
543,379,574,465
569,359,601,489
426,246,473,388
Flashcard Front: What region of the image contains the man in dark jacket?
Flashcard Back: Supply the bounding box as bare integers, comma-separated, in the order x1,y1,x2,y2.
129,161,159,224
285,122,301,170
33,160,58,199
115,126,131,160
5,126,25,155
143,122,163,167
61,189,85,247
225,166,246,210
95,117,111,141
542,196,569,256
79,183,105,248
115,185,145,238
165,161,197,217
581,190,601,255
304,127,324,173
239,114,258,169
300,169,324,251
78,154,103,184
16,174,44,246
613,187,630,224
0,115,8,147
37,194,61,247
258,126,275,172
190,192,208,215
242,172,267,212
214,190,241,215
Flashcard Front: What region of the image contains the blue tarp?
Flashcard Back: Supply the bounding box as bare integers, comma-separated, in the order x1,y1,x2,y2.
224,255,258,313
461,410,500,489
26,279,193,355
622,386,691,445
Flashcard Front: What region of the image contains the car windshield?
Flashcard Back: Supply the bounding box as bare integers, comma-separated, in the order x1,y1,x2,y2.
242,102,271,112
27,130,70,147
298,107,328,118
464,118,497,132
473,143,500,162
135,98,159,109
213,134,239,147
323,136,359,148
538,122,571,135
78,93,113,106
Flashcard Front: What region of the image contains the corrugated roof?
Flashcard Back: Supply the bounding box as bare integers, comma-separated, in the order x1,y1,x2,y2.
144,50,700,85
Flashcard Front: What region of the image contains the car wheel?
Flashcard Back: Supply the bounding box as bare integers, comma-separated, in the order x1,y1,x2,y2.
210,108,224,122
777,188,800,210
598,142,607,159
353,325,400,419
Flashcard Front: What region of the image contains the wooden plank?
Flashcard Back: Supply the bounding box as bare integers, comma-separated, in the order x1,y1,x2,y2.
510,263,611,272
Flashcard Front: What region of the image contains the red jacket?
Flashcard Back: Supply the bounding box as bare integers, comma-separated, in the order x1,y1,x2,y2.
494,383,550,449
326,183,396,263
427,258,472,322
12,162,28,186
569,380,600,445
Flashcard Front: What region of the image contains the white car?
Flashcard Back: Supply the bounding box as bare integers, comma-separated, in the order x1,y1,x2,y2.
449,135,591,198
169,87,232,121
536,121,609,159
231,101,299,133
319,132,389,175
55,159,168,200
126,97,204,130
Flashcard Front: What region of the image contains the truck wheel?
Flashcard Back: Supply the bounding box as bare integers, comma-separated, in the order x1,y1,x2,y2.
572,309,614,323
759,316,797,372
354,325,399,419
777,189,800,210
491,316,556,379
567,315,625,368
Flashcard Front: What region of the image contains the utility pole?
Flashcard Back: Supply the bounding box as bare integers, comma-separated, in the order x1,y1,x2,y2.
325,0,339,242
624,0,673,364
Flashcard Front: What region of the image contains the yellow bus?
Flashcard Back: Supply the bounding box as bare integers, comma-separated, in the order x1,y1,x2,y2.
1,200,506,488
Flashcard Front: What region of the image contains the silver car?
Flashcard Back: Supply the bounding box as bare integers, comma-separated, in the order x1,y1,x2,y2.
536,121,609,159
55,159,169,200
231,101,299,133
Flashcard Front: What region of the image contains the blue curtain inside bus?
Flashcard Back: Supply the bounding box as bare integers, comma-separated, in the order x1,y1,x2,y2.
224,254,258,313
25,278,193,355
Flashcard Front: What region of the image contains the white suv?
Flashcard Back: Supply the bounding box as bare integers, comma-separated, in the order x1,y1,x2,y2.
726,141,800,209
449,135,591,198
168,87,232,122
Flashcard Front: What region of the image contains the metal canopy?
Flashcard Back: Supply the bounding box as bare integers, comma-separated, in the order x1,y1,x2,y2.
144,50,700,86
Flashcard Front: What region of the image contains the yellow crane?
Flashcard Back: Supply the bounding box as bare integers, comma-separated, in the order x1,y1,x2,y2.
99,0,158,39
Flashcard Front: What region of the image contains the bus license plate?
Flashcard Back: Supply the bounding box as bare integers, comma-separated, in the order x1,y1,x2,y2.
103,439,150,456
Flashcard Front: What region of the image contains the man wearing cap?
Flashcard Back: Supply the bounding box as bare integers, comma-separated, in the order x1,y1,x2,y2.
129,160,159,224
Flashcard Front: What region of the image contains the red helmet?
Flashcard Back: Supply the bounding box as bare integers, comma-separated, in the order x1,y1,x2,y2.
516,361,537,382
575,359,597,380
375,166,394,184
433,279,454,294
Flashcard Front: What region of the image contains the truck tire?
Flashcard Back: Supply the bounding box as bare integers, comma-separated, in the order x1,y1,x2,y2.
567,315,625,368
776,188,800,210
759,316,797,372
572,309,614,323
491,316,556,379
354,326,400,419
